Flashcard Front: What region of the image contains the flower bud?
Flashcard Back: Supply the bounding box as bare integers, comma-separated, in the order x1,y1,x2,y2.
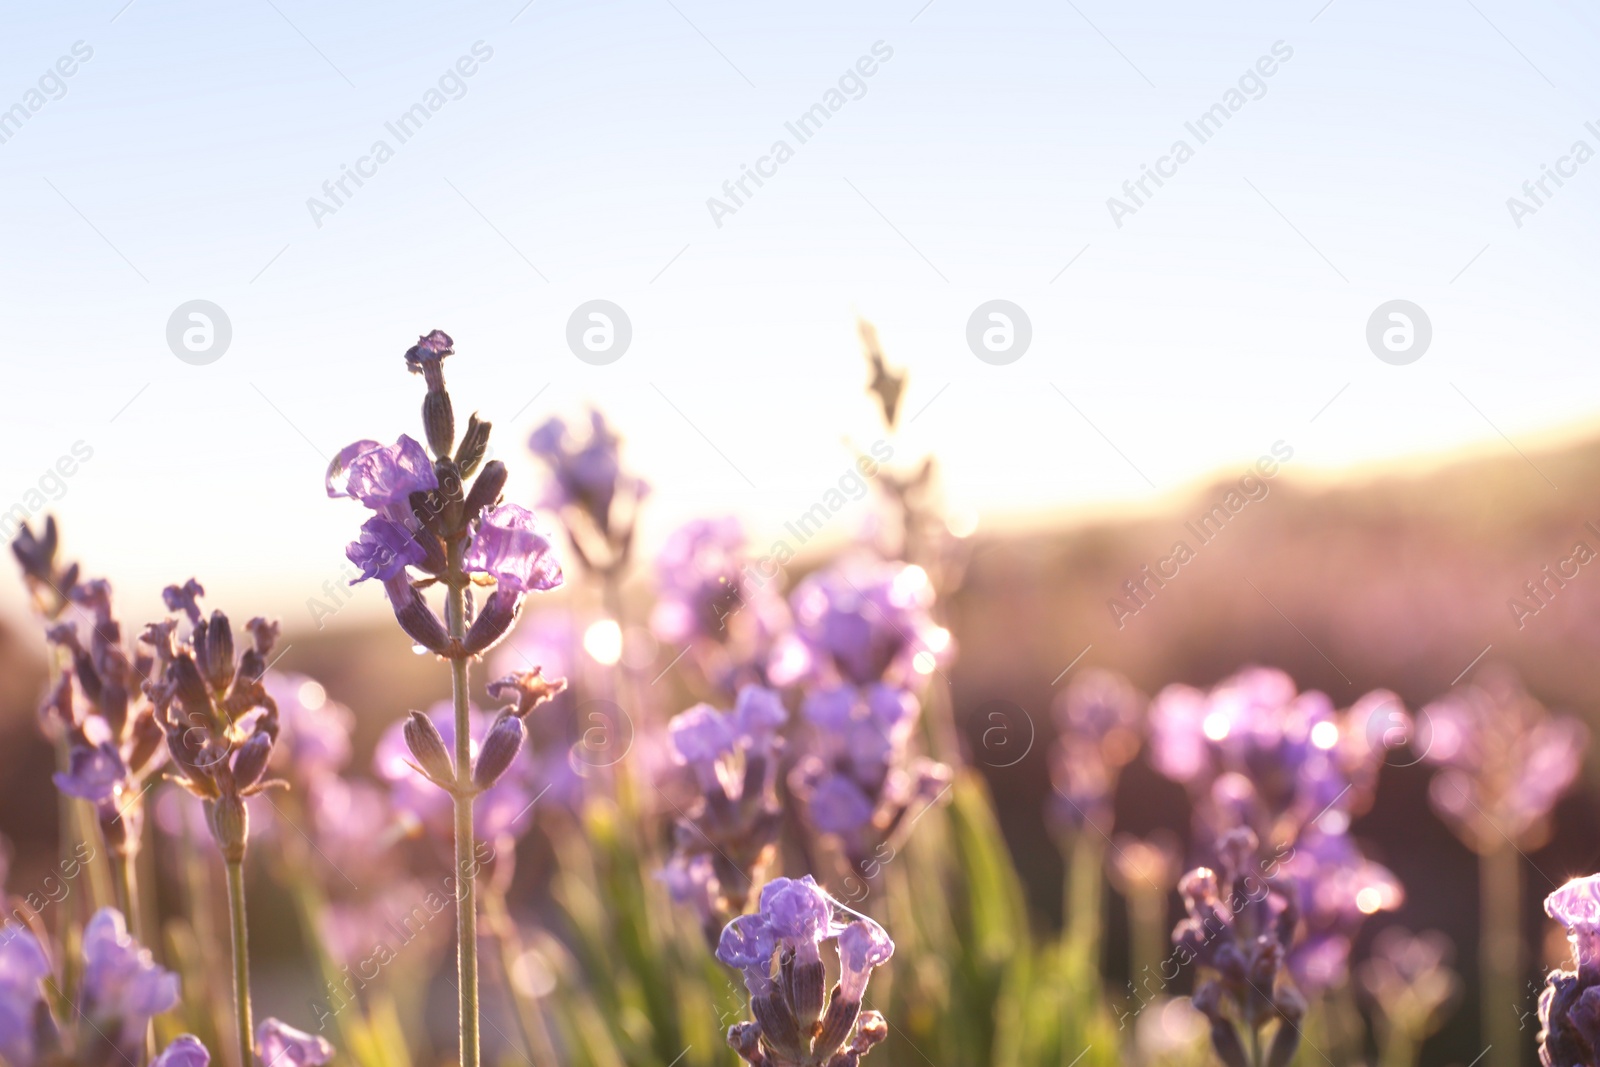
169,654,214,724
126,711,165,775
232,732,273,792
208,793,249,864
405,711,456,786
423,390,456,459
813,987,860,1062
726,1022,763,1065
850,1011,888,1054
200,610,235,692
463,588,520,655
462,461,508,524
455,414,491,477
751,992,803,1062
382,576,451,655
473,714,525,790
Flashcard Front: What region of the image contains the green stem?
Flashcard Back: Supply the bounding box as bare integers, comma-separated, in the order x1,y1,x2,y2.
112,849,139,940
1128,884,1165,1005
446,540,480,1067
225,860,254,1067
1481,840,1521,1067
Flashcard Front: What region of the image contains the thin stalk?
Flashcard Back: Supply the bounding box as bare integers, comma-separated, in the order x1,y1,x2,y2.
1481,840,1521,1067
1127,883,1165,1006
112,850,139,941
225,860,254,1067
446,539,480,1067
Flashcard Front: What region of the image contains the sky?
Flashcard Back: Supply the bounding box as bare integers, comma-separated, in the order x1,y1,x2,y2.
3,0,1600,627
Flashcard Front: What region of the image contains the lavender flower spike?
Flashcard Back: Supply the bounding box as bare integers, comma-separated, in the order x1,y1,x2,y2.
715,876,892,1067
82,907,181,1048
256,1018,335,1067
0,925,49,1067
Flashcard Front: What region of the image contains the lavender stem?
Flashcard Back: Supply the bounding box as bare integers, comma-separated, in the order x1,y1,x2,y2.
446,539,481,1067
225,859,254,1067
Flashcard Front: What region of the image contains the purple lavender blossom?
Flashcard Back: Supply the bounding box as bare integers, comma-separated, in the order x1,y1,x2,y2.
53,738,128,804
650,517,793,693
1048,668,1144,835
325,435,438,511
528,411,648,535
152,1035,211,1067
463,504,563,594
1421,669,1587,852
1281,828,1403,996
715,876,892,1066
1173,829,1305,1067
788,683,950,870
661,687,788,934
346,516,427,583
1540,874,1600,1066
0,926,49,1067
81,907,180,1046
10,516,80,617
787,557,949,687
41,573,166,861
256,1018,334,1067
1149,667,1399,840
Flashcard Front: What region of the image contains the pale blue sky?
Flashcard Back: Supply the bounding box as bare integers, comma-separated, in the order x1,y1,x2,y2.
4,0,1599,625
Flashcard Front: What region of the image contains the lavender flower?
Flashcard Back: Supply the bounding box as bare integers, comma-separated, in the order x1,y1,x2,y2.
661,686,787,936
788,684,951,873
1149,668,1400,843
151,1035,211,1067
1358,928,1459,1065
81,906,180,1047
144,584,283,862
715,876,892,1066
650,517,793,693
0,925,48,1067
329,331,566,1067
1280,828,1403,996
786,557,949,687
256,1018,334,1067
1421,669,1587,852
1540,875,1600,1066
10,515,80,617
528,410,648,574
42,575,166,868
329,334,561,659
1048,668,1144,835
1173,828,1305,1067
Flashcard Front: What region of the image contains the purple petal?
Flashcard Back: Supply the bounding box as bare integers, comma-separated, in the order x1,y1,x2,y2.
463,504,563,594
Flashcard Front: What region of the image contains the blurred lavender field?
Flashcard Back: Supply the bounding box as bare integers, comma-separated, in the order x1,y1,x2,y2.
4,333,1600,1067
